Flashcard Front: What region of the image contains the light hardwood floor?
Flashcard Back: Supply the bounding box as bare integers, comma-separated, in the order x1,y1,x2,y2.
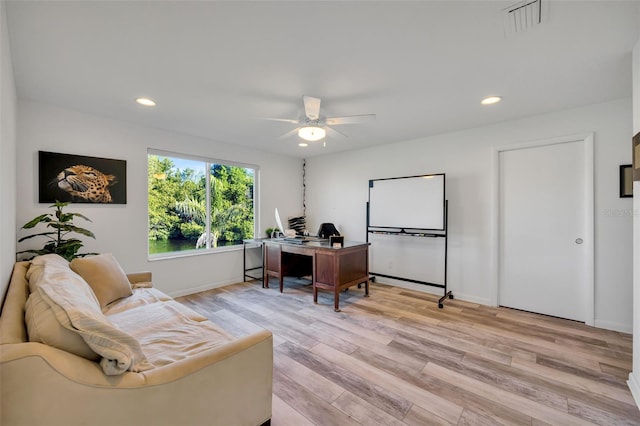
177,278,639,426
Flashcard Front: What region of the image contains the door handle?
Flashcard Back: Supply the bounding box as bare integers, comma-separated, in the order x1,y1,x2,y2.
575,238,583,244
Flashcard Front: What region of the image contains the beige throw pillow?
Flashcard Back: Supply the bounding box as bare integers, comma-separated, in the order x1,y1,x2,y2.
70,254,133,308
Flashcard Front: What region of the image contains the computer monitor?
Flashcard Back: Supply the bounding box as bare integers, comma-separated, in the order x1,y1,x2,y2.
275,208,285,236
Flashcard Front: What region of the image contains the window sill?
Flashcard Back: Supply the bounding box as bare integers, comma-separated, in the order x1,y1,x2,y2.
148,244,242,262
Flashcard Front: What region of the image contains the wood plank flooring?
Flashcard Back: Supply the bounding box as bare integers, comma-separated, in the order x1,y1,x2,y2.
177,278,639,426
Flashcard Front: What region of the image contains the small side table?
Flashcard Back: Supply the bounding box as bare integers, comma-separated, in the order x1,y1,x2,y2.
242,239,267,287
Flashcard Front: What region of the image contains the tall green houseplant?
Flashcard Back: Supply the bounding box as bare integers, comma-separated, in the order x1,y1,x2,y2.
17,201,96,261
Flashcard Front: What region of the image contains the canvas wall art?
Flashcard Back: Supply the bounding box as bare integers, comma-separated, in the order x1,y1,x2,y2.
39,151,126,204
634,132,640,181
620,164,633,198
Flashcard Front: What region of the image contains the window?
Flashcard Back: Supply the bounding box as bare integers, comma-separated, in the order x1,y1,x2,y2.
148,150,257,257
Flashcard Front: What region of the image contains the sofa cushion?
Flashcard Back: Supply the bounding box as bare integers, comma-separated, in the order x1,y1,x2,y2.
26,254,152,375
26,254,100,312
38,283,153,375
102,287,173,316
108,301,233,367
70,253,133,308
25,287,100,361
25,256,102,361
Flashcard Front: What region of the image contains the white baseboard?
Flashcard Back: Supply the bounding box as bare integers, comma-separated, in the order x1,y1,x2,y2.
167,276,243,298
452,292,493,307
628,373,640,410
372,277,492,306
593,319,632,334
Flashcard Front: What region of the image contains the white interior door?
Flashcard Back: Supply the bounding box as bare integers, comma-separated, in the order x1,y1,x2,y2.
498,138,593,322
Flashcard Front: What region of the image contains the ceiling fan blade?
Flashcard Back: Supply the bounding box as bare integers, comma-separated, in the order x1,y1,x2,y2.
259,117,300,124
278,127,300,140
326,126,347,138
303,95,321,121
326,114,376,126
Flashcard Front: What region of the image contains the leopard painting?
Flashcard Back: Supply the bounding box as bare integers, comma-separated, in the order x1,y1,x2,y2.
56,165,117,203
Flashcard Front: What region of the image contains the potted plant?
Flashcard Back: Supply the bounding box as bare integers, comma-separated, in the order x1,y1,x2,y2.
17,201,96,261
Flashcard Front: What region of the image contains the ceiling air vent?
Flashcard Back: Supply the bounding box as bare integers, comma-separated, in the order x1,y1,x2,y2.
503,0,543,35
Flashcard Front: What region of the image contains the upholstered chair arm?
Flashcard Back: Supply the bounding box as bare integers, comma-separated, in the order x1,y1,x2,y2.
126,271,152,287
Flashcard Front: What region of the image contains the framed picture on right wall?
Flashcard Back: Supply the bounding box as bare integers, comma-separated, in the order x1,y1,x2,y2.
634,131,640,181
621,165,633,197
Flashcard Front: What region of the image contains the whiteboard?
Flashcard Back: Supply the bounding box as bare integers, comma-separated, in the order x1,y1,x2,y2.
368,174,445,230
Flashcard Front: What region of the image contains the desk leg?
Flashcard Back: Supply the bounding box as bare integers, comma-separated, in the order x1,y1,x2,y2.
278,247,285,293
364,279,370,297
334,287,341,312
263,242,268,288
312,254,317,304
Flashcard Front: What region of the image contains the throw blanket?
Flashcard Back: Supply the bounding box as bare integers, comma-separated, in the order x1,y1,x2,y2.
108,300,234,367
35,282,153,375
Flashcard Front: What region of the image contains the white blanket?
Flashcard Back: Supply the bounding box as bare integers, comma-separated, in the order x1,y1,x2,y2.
29,255,153,375
36,284,153,375
108,301,233,367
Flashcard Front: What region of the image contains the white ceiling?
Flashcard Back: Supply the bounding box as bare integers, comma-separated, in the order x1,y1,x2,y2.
5,1,640,158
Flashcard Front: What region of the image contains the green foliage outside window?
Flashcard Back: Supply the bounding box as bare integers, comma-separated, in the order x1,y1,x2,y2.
148,154,255,254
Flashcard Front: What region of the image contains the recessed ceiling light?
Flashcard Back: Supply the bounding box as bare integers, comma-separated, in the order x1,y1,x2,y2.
135,97,156,107
298,142,309,147
481,96,502,105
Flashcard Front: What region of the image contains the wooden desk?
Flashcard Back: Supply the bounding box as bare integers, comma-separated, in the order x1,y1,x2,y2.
263,239,370,311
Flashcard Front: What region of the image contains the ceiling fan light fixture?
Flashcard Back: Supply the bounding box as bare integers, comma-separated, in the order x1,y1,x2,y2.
481,95,502,105
135,97,156,107
298,126,326,141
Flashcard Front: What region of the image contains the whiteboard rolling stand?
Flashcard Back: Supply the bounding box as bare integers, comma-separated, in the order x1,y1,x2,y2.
366,174,453,308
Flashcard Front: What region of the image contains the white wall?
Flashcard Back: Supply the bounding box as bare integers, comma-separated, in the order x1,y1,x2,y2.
629,37,640,408
16,99,303,297
306,98,633,332
0,0,17,303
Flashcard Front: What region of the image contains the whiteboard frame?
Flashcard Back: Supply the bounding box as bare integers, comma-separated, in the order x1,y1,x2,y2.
367,173,446,231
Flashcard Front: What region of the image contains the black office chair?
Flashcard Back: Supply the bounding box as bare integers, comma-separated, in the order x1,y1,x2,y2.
317,223,340,239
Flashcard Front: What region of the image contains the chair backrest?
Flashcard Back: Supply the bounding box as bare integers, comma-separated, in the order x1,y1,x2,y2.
317,223,340,239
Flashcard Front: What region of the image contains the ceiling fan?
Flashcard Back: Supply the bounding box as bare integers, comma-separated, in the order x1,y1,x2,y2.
266,95,376,143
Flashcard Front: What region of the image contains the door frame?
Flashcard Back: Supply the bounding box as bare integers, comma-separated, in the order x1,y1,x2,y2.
490,133,594,326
